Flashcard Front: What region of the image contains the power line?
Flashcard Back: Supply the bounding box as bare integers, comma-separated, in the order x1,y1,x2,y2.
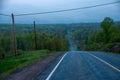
0,1,120,17
14,1,120,16
0,13,11,17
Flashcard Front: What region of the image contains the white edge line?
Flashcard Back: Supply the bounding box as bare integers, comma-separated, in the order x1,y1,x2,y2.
46,52,68,80
89,53,120,72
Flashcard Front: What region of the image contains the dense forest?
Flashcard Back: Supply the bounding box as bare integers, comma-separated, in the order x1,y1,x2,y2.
72,17,120,53
0,18,120,58
87,17,120,53
0,24,69,58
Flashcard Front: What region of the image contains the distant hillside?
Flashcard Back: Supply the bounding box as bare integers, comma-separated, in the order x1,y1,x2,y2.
0,22,102,34
0,21,119,37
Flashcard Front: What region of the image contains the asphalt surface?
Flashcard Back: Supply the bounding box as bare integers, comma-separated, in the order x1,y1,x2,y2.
35,51,120,80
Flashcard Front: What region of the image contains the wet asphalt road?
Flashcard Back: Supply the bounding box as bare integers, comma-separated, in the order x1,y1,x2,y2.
35,51,120,80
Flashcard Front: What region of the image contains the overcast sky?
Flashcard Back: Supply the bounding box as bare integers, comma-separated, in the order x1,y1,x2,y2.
0,0,120,24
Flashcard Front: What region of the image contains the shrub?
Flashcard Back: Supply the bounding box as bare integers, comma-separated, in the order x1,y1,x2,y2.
17,49,24,55
0,48,5,59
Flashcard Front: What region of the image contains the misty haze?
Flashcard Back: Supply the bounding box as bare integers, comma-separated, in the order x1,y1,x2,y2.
0,0,120,80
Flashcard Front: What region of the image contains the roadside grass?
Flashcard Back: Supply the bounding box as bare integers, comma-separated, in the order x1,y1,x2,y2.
0,50,55,78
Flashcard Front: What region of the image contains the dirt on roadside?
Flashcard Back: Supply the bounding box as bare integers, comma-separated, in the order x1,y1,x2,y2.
2,52,64,80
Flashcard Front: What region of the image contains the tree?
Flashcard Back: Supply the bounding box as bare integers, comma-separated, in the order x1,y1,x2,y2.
101,17,115,43
0,47,5,59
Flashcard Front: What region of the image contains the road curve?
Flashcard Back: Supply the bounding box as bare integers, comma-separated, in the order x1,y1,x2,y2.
35,51,120,80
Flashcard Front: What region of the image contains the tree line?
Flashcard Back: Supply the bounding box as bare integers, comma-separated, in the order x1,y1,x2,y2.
73,17,120,53
87,17,120,53
0,32,69,58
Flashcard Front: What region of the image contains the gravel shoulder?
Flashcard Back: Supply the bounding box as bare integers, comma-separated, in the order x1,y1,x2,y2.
2,52,64,80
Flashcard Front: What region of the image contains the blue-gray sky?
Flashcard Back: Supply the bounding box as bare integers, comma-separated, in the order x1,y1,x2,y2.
0,0,120,24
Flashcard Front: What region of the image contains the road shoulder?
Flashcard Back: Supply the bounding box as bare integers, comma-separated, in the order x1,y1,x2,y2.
2,52,64,80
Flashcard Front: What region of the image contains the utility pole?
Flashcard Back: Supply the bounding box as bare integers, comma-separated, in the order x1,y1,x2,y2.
11,13,17,56
34,21,37,50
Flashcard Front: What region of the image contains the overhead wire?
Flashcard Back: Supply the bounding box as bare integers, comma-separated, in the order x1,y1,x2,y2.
14,1,120,16
0,1,120,17
0,13,11,16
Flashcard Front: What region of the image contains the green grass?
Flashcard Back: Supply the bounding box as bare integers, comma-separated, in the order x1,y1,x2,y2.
0,50,55,78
